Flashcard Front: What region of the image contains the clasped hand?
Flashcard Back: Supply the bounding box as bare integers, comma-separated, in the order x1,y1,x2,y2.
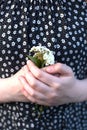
19,60,80,106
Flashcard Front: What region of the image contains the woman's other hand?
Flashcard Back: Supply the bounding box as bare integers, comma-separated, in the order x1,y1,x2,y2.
19,60,83,106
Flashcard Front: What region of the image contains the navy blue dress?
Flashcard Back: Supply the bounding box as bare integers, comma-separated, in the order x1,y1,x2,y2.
0,0,87,129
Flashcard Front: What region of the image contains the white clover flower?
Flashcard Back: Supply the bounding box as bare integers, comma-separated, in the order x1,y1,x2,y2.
43,52,55,65
29,46,55,67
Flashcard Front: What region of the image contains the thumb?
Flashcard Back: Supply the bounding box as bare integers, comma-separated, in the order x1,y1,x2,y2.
43,63,73,76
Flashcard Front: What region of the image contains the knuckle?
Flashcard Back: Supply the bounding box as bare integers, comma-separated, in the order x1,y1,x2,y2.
53,83,60,90
51,92,57,99
57,63,63,68
31,98,36,103
48,92,57,100
35,71,42,78
31,80,36,87
57,63,67,71
29,77,37,87
30,90,35,97
54,83,60,89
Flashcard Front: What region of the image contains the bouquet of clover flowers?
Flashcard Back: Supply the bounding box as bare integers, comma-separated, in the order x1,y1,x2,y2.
28,46,55,68
28,46,55,116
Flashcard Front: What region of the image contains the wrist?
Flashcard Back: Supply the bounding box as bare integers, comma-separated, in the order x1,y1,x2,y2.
9,75,24,102
0,75,23,103
0,77,15,102
74,78,87,102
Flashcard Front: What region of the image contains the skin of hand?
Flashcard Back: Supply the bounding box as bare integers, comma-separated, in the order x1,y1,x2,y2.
0,66,29,103
19,60,84,106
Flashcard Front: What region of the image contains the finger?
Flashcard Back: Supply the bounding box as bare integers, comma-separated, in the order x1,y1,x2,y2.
22,89,51,106
19,76,47,101
25,71,52,94
23,62,52,93
27,60,60,87
19,76,54,106
44,63,73,76
22,65,30,75
19,76,34,95
42,67,60,77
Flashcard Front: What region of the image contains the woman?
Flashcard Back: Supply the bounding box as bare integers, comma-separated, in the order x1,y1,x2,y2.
0,0,87,129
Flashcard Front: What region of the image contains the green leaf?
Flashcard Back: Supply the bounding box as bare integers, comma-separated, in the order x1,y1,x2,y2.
41,61,45,68
27,55,42,68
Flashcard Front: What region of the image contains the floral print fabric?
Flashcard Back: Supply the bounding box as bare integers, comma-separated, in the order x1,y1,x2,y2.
0,0,87,129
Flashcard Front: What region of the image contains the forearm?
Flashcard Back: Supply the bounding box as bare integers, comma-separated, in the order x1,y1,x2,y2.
0,77,15,102
76,78,87,102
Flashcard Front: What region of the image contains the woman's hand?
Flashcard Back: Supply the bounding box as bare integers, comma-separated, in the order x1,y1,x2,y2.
19,60,83,106
0,66,29,103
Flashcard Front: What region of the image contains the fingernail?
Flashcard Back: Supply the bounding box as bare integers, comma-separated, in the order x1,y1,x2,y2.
27,60,30,65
